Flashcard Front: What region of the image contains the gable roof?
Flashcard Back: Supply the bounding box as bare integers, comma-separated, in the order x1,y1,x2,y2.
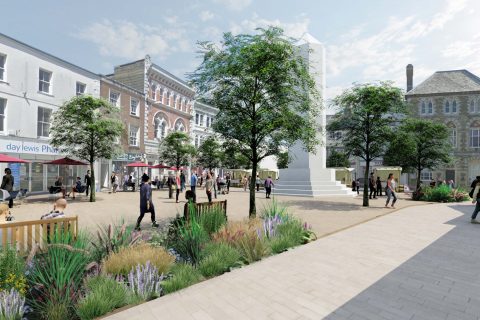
406,70,480,96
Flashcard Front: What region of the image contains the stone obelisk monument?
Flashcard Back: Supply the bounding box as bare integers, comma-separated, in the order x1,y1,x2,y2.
274,34,354,197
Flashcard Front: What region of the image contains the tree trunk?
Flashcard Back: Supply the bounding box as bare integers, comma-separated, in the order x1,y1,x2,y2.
90,161,96,202
416,168,422,191
363,161,370,207
249,163,257,218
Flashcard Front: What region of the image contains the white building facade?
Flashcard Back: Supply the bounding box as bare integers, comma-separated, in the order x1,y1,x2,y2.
0,33,100,193
192,101,217,148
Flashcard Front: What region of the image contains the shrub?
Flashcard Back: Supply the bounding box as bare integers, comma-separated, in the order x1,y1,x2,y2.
197,206,227,235
0,288,26,320
262,214,283,239
212,219,262,245
90,221,141,263
0,246,27,295
269,219,305,254
161,264,203,294
27,231,91,320
76,276,131,320
198,242,241,277
171,214,209,265
418,185,470,203
102,243,174,277
127,262,164,301
260,198,289,219
233,231,269,264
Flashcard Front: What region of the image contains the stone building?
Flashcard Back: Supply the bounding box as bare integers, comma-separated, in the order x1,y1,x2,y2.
192,101,217,148
405,65,480,187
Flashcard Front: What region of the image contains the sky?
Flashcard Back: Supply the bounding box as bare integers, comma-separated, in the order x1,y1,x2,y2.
2,0,480,112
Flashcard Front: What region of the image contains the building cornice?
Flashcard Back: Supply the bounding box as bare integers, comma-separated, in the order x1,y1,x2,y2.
406,91,480,99
148,100,193,118
100,77,145,97
149,65,195,96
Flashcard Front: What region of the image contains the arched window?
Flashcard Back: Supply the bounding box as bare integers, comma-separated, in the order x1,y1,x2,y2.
151,85,157,100
470,100,475,113
154,113,168,140
452,100,457,113
166,91,170,106
445,101,450,113
428,101,433,114
421,101,426,114
447,123,456,147
174,119,186,132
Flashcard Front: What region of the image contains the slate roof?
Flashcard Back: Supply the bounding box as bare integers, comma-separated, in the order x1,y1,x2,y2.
406,70,480,96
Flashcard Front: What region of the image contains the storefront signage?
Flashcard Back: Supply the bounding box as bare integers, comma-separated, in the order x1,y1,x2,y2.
114,153,143,161
0,139,59,155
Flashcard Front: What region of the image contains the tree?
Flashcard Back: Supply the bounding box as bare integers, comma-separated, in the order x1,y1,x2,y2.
196,136,223,170
276,151,290,169
191,27,320,218
384,118,452,191
326,150,350,168
50,96,124,202
328,82,405,207
222,142,251,169
159,132,196,170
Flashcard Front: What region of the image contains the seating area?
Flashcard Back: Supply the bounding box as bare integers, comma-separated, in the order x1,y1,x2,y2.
183,199,227,220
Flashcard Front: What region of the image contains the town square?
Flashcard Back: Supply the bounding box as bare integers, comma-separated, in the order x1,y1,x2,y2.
1,0,480,319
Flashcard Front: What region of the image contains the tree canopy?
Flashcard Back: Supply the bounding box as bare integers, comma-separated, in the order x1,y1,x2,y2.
190,26,320,217
276,151,290,169
328,82,405,206
222,141,251,169
196,136,223,170
326,150,350,168
384,118,452,191
159,131,196,170
50,95,124,202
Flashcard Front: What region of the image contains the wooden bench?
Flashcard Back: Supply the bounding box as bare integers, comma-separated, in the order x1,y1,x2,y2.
183,200,227,220
0,216,78,252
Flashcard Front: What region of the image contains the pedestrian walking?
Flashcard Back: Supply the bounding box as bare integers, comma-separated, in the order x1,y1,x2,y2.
211,171,217,199
1,168,14,208
135,175,159,231
385,173,397,208
226,172,231,194
376,176,382,197
355,179,360,195
84,170,92,196
205,172,213,203
110,172,119,193
190,171,197,203
167,175,174,199
470,179,480,224
180,170,186,192
256,174,261,192
264,176,274,199
369,172,376,199
242,175,248,191
175,172,181,203
351,179,356,192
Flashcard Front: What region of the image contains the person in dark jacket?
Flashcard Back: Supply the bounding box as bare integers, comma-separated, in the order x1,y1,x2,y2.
1,168,14,208
84,170,92,196
376,177,383,197
369,172,376,199
135,175,159,231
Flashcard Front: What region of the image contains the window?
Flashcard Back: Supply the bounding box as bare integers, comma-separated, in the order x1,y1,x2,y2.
444,101,450,113
421,101,426,114
470,100,476,113
130,98,139,116
452,100,457,113
206,117,210,128
166,92,170,106
0,54,5,81
173,95,177,108
471,129,480,148
154,114,168,140
0,98,6,132
200,114,204,126
428,101,433,114
39,69,52,93
195,113,199,125
109,91,120,107
450,128,457,147
129,126,139,146
76,82,86,96
151,85,157,100
420,170,433,181
174,119,185,132
37,107,51,137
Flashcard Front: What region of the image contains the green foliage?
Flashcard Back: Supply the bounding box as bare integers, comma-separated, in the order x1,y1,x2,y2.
198,242,241,277
191,26,320,218
196,136,223,170
76,276,131,320
260,198,289,219
222,142,251,169
0,246,26,295
419,185,469,203
384,118,452,190
326,150,350,168
233,232,269,264
50,95,124,202
161,264,203,294
196,206,227,236
27,231,91,320
269,219,305,254
328,82,406,207
276,151,290,169
159,131,196,169
171,213,209,265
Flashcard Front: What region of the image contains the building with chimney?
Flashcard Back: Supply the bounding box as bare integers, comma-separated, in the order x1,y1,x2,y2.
405,65,480,186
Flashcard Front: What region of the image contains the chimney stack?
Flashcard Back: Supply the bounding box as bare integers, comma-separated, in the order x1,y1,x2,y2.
406,64,413,92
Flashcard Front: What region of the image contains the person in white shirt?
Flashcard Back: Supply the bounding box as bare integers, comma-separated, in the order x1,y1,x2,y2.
385,173,397,209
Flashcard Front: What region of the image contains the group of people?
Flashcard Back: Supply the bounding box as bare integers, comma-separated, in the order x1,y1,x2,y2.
351,173,398,208
240,174,274,198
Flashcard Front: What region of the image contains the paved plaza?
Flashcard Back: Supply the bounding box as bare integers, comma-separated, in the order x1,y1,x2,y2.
101,202,480,320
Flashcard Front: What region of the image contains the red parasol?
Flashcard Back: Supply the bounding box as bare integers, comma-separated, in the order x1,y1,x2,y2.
169,166,186,171
45,157,88,165
0,154,29,163
149,164,170,169
126,162,149,167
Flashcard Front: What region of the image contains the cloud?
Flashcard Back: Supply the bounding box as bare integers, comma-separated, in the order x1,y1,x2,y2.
199,10,214,22
443,36,480,59
229,13,310,39
76,19,192,60
212,0,252,11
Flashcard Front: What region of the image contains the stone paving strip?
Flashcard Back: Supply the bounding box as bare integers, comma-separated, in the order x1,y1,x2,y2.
104,203,469,320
